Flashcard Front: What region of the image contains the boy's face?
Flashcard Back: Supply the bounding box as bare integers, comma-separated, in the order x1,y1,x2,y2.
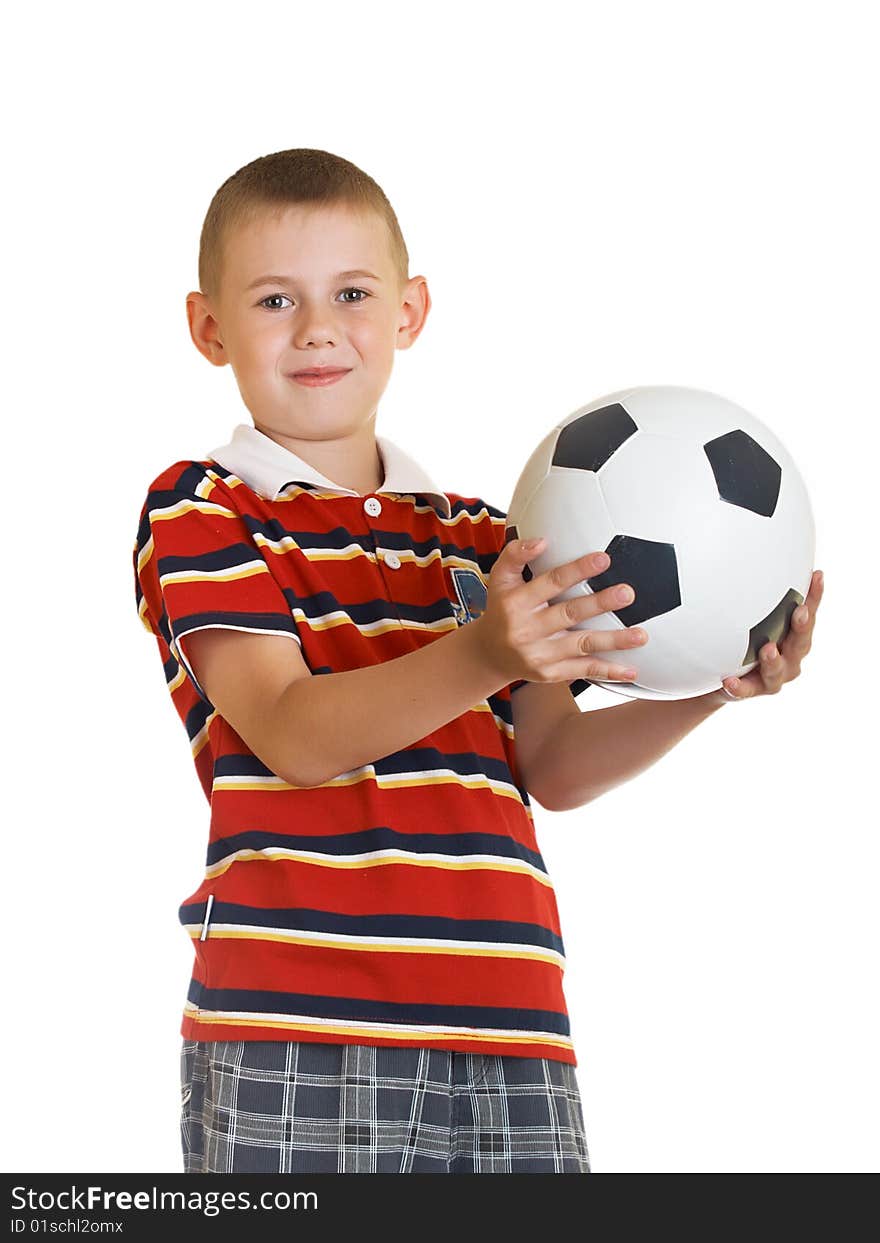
188,204,429,447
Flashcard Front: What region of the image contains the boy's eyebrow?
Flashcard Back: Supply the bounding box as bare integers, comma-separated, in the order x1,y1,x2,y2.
245,269,382,290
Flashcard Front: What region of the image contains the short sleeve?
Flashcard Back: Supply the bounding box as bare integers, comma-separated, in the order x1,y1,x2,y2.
133,478,300,706
482,499,591,702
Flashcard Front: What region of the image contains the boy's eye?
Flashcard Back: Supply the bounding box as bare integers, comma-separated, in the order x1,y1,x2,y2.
258,288,370,311
259,293,292,310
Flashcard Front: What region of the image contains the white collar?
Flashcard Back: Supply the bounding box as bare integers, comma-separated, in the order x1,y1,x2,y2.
207,423,452,519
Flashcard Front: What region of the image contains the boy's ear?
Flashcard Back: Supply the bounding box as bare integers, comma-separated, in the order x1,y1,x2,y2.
396,275,431,350
186,290,228,367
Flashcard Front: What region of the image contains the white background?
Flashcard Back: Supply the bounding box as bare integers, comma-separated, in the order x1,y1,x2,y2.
3,0,877,1174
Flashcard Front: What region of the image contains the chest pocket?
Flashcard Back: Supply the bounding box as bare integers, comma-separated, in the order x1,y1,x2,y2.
449,567,488,626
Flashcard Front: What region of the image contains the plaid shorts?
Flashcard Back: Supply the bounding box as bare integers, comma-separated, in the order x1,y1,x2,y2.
181,1038,591,1173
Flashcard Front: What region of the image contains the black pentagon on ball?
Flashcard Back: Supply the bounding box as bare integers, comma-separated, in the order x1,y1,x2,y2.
587,534,681,627
552,403,639,472
743,589,804,666
704,429,782,518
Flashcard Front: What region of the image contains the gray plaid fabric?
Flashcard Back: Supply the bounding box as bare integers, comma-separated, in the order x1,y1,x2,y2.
181,1039,590,1173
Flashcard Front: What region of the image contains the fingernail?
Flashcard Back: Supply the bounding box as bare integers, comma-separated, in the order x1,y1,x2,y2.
595,552,610,569
817,571,824,586
523,538,543,551
796,606,808,625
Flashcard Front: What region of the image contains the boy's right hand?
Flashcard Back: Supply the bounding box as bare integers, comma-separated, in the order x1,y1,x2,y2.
472,537,650,686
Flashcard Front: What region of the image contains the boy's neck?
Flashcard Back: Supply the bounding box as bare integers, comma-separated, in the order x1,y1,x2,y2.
254,422,385,496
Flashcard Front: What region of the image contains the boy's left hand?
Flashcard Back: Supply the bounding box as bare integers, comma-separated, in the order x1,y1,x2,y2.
708,570,824,705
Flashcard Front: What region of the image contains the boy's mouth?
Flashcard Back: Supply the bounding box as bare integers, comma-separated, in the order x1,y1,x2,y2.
288,368,351,387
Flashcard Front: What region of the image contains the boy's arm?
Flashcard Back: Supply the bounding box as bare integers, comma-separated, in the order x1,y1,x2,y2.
508,680,582,809
185,619,511,789
511,568,824,811
512,683,726,812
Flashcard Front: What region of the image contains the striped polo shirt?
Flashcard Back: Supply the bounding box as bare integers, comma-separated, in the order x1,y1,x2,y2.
133,422,589,1065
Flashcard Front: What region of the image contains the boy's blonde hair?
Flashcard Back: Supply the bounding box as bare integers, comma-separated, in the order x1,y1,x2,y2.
198,147,411,303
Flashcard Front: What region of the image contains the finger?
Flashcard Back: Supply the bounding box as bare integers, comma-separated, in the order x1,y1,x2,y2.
758,642,786,693
588,659,641,683
523,545,613,608
800,571,824,618
538,566,641,641
558,620,648,665
722,672,759,699
784,602,813,658
496,536,554,588
542,583,642,643
551,654,640,684
784,569,823,655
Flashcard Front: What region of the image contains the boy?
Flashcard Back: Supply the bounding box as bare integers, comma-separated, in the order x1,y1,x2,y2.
133,148,822,1175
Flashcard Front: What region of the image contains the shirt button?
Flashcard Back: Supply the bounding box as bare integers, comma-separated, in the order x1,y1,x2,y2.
364,497,382,516
383,551,401,570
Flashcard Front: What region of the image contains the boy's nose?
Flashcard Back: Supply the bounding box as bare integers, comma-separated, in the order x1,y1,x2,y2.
296,331,336,349
293,307,338,348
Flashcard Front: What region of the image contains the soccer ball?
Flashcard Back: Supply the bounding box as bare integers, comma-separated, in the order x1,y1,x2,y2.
505,385,816,701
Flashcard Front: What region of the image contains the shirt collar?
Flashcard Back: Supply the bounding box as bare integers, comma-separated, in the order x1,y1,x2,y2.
207,423,452,519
